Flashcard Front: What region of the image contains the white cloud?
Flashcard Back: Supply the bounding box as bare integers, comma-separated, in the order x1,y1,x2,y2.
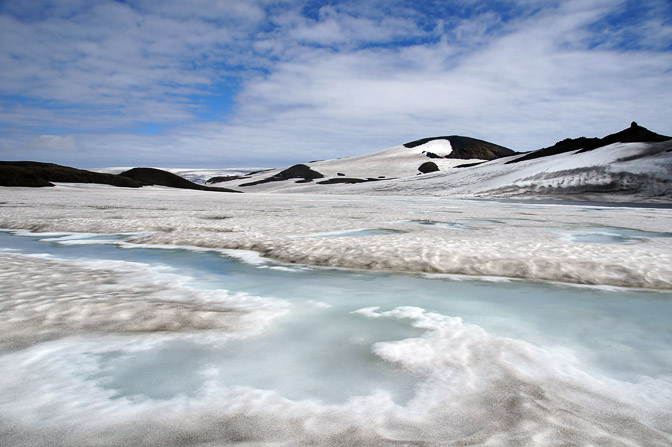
0,0,670,168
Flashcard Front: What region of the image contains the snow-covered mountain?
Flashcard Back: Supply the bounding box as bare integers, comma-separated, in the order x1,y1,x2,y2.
212,135,516,191
213,123,672,202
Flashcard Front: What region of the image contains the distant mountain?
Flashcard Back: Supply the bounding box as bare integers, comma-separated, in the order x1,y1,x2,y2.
214,134,512,191
216,122,671,202
0,162,241,192
507,122,670,164
0,161,143,188
321,131,672,202
404,135,516,160
5,122,670,202
118,168,241,192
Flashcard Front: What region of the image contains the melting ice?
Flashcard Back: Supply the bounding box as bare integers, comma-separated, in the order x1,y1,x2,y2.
1,230,671,446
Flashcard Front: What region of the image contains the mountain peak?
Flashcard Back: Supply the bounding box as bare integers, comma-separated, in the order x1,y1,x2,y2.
578,122,671,152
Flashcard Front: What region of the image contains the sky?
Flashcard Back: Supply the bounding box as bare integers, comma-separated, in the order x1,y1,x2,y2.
0,0,671,168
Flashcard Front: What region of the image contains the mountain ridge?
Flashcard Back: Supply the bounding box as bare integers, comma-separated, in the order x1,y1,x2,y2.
506,122,670,164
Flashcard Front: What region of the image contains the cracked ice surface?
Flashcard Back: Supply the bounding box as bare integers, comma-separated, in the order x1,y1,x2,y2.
1,184,671,289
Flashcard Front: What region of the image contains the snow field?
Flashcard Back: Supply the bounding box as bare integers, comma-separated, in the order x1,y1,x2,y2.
1,185,670,289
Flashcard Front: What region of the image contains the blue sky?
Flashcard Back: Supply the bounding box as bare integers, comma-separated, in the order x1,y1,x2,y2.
0,0,671,168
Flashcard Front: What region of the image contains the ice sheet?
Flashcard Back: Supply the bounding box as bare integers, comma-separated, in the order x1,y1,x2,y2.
1,231,671,446
1,185,671,288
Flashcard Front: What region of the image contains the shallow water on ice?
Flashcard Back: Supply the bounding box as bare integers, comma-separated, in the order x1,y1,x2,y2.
569,226,672,244
1,230,672,446
289,228,404,238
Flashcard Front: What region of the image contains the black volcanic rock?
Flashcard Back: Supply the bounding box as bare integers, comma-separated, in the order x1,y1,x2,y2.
318,177,369,184
119,168,241,192
455,161,486,168
578,122,671,152
0,165,55,187
507,122,671,164
0,161,143,188
505,137,601,164
206,175,242,184
418,162,439,173
240,164,324,187
424,151,442,159
405,136,516,160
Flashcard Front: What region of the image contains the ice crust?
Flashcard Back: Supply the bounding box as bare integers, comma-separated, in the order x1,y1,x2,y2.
1,185,671,289
0,253,286,350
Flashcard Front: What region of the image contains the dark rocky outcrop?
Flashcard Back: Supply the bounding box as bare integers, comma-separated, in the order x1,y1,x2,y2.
423,151,442,159
247,169,273,175
418,162,439,173
240,164,324,187
119,168,241,192
206,175,243,184
318,177,369,184
0,161,143,188
455,161,486,168
507,122,671,164
577,122,671,152
317,177,387,185
405,136,516,160
0,165,55,187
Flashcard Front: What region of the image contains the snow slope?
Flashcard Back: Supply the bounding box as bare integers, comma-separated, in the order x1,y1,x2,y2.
344,140,672,201
221,139,672,201
221,140,483,192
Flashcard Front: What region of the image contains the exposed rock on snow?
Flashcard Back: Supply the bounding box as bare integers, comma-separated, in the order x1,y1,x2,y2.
423,151,443,159
405,135,516,160
507,122,671,164
239,164,324,186
206,175,243,184
0,165,55,187
419,162,440,173
0,161,143,188
317,177,376,184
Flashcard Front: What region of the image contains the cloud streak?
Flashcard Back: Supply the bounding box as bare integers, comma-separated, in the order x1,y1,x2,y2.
0,0,670,167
